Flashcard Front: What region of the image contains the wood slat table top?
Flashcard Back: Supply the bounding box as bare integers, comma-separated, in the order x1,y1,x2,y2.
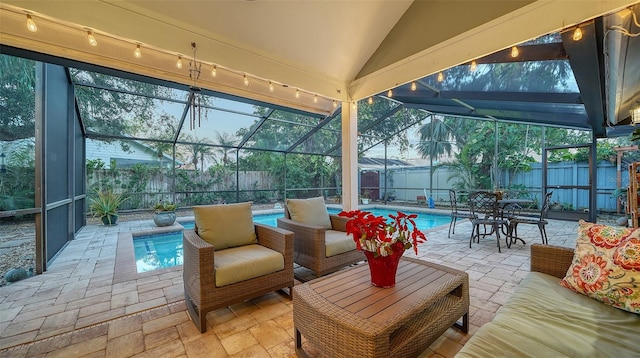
305,257,466,324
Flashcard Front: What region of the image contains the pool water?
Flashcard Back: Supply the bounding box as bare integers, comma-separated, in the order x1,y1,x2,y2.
133,208,451,273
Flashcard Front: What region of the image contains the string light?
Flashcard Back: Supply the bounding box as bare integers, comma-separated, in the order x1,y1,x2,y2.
295,89,300,98
368,97,373,105
333,100,337,108
134,44,142,58
352,101,357,110
314,94,318,103
437,72,444,82
26,14,37,32
176,55,183,69
470,60,477,72
211,65,217,77
267,81,274,92
243,74,249,86
87,31,97,46
387,89,393,97
511,46,519,58
572,27,583,41
410,82,417,91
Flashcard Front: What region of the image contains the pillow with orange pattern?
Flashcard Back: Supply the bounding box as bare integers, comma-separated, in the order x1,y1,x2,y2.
560,220,640,314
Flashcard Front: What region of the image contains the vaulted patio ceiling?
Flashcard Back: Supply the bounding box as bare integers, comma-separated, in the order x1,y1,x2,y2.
1,0,639,138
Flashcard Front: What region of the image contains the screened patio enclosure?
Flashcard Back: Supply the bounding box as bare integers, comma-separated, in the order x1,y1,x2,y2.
1,2,640,276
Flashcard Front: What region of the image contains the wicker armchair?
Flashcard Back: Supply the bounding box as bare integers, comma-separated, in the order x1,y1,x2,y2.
183,220,294,333
277,202,364,278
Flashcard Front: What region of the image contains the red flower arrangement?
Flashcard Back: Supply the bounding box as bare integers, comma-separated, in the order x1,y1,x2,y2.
338,210,427,257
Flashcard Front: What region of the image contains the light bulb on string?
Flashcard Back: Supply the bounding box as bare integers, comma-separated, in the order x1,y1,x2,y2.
573,27,583,41
269,81,274,92
87,31,97,47
387,89,393,97
26,14,37,32
470,60,477,72
332,100,337,108
211,65,217,77
368,97,373,105
437,72,444,82
314,95,318,103
511,46,519,58
410,82,417,91
352,102,357,110
176,56,183,69
134,44,142,58
243,75,249,86
295,89,300,98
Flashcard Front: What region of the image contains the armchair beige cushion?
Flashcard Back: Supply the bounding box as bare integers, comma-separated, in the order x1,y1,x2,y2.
325,230,357,257
285,196,332,229
214,244,285,286
194,202,257,250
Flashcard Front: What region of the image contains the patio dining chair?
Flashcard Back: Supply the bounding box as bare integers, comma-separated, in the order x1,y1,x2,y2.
469,191,508,252
448,189,475,238
507,192,553,246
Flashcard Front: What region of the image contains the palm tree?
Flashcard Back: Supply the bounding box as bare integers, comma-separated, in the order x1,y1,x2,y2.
213,131,236,165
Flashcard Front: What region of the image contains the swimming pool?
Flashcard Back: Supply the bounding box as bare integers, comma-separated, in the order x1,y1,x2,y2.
133,208,451,273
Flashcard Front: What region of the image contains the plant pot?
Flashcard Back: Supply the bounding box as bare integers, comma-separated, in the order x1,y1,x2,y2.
101,214,118,226
154,211,176,227
362,198,369,205
363,242,405,288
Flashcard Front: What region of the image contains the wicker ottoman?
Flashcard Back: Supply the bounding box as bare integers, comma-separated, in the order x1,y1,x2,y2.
293,257,469,358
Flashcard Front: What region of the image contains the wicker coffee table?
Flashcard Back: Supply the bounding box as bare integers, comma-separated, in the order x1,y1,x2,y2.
293,257,469,358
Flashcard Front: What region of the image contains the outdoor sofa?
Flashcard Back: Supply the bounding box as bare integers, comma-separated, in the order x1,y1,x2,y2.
456,227,640,357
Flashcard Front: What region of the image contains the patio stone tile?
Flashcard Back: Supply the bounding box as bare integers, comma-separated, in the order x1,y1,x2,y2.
141,312,188,335
75,308,125,329
430,334,464,357
11,304,66,323
5,287,39,302
79,301,112,319
249,320,290,350
1,317,44,338
162,284,183,303
211,313,259,340
140,305,170,323
0,346,29,358
138,289,165,302
84,284,113,298
489,290,513,306
137,279,173,294
0,330,38,349
229,343,270,358
143,326,179,350
175,321,201,345
110,290,139,309
220,330,259,356
130,339,185,358
250,301,291,324
135,276,159,286
107,314,142,340
0,306,22,322
67,292,111,311
54,290,86,306
36,309,79,340
70,324,109,345
124,297,166,315
105,331,144,358
111,281,138,296
266,339,296,358
27,333,72,356
44,335,107,358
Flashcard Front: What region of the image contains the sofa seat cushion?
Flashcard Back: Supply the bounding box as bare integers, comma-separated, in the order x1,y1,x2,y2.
214,244,284,287
325,230,356,257
456,272,640,357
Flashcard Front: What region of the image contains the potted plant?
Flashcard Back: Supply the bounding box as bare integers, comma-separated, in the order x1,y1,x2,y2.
153,202,177,227
361,189,371,205
89,189,127,226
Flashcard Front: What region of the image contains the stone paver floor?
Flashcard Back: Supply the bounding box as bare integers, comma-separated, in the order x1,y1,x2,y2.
0,210,583,357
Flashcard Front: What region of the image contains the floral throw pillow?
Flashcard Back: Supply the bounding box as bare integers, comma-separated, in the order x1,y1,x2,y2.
560,220,640,314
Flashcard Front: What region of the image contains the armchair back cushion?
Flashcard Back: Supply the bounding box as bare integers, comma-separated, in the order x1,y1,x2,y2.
194,202,257,250
285,196,332,229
